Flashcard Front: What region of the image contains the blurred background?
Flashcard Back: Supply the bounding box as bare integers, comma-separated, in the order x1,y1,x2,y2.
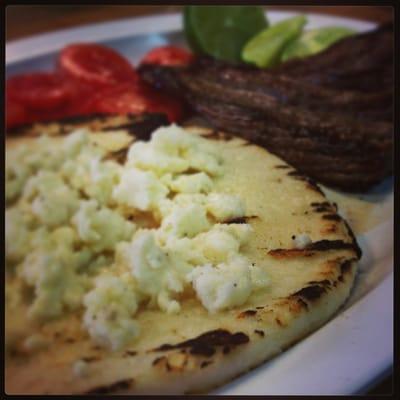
6,5,393,40
5,5,393,396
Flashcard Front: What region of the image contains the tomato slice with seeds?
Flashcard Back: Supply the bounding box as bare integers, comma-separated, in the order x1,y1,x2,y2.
6,100,32,129
58,43,138,87
88,82,184,122
6,72,73,111
140,45,195,66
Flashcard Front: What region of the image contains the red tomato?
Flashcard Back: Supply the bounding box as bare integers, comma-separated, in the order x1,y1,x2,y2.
140,46,194,66
88,82,184,122
6,100,31,129
6,72,74,111
58,43,138,87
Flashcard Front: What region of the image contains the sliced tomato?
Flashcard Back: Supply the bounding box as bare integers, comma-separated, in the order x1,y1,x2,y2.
88,82,184,122
6,100,32,129
58,43,138,87
140,45,194,66
6,72,74,111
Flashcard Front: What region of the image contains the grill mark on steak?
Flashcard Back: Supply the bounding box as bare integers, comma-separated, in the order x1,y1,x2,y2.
139,24,393,193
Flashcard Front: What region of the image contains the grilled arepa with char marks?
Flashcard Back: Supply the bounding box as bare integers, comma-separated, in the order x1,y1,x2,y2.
5,117,360,394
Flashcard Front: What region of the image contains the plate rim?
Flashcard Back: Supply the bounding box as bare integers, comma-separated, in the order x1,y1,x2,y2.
5,9,392,395
6,10,377,64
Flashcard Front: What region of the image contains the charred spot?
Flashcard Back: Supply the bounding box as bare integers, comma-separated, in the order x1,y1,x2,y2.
286,172,323,193
340,259,353,274
224,215,259,224
223,346,231,354
305,180,324,195
256,306,264,310
82,356,100,363
123,350,137,357
105,148,128,165
308,279,332,287
268,248,316,258
343,220,362,259
238,309,257,318
85,379,134,395
322,214,342,221
338,258,356,282
191,345,215,357
54,113,109,125
313,205,332,212
254,330,265,337
270,238,358,257
275,165,290,169
98,113,168,140
153,329,249,357
306,240,356,252
275,317,284,327
200,360,213,369
292,285,326,301
310,202,331,208
296,298,309,310
287,171,304,178
152,356,166,366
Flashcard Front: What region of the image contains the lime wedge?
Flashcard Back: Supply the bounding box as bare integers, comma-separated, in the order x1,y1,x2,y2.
281,26,355,62
242,15,307,68
184,6,268,62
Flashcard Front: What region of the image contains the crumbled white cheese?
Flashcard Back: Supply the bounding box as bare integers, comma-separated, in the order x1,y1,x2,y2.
206,193,246,222
72,200,136,252
62,145,119,206
23,252,89,321
117,230,186,314
127,141,189,175
192,224,252,264
6,123,270,351
5,208,32,265
127,124,222,176
63,129,91,158
160,202,211,238
113,168,169,212
18,226,90,320
293,233,312,249
83,273,140,351
188,257,253,313
166,172,213,194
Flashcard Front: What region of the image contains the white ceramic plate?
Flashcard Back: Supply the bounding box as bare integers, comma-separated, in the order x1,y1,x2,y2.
6,11,393,395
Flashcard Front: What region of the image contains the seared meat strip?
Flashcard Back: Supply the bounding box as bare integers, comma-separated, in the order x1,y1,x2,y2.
138,24,393,192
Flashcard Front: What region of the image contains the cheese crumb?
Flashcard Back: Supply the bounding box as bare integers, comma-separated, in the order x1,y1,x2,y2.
293,233,312,249
72,359,89,378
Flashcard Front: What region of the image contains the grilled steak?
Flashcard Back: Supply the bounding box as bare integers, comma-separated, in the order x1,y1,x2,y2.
138,24,393,192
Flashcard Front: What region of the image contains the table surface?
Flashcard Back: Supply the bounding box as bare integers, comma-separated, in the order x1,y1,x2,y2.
5,5,394,396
